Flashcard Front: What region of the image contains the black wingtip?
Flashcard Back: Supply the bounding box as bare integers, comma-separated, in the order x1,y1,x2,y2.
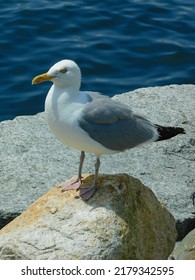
155,125,185,141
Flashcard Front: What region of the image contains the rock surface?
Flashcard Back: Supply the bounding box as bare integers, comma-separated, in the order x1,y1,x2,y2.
169,228,195,260
0,174,177,260
0,85,195,238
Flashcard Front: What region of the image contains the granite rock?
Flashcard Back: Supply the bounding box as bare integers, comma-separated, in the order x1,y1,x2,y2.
0,174,177,260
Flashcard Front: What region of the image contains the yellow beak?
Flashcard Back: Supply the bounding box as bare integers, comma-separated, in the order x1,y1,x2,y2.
32,73,56,84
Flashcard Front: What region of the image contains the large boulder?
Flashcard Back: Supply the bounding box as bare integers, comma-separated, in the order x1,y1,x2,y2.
0,174,177,260
0,85,194,238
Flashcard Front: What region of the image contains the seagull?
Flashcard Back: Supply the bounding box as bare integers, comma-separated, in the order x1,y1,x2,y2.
32,59,185,200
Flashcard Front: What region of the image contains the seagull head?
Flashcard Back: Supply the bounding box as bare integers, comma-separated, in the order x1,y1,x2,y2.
32,59,81,89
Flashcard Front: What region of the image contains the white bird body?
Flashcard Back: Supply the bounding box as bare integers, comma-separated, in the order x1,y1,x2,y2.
32,59,185,200
45,86,114,155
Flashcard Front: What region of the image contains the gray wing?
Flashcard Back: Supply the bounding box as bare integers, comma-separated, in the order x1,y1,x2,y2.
80,92,157,151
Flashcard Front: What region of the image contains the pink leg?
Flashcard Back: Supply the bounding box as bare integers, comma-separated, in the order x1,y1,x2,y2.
60,151,85,192
60,153,101,201
79,158,100,200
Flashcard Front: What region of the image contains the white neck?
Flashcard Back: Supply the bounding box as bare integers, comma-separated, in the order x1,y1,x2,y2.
52,84,80,102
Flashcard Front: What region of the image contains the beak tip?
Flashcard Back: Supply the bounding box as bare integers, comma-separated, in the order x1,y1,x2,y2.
32,78,38,85
32,77,39,85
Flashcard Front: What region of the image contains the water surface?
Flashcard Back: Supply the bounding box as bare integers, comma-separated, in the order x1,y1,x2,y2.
0,0,195,121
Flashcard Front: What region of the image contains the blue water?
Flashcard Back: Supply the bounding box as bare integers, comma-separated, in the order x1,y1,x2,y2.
1,0,195,121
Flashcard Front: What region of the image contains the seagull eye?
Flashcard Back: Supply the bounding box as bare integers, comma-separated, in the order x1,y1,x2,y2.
59,67,67,74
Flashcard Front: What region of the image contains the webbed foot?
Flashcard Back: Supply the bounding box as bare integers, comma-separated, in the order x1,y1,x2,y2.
60,177,82,192
79,185,97,200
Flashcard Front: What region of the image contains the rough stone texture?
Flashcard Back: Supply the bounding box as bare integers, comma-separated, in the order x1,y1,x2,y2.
0,174,177,260
169,228,195,260
0,85,195,238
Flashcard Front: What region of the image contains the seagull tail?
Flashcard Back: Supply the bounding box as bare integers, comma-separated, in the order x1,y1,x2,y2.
155,124,185,141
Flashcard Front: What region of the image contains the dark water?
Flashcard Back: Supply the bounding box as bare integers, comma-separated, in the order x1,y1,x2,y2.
1,0,195,121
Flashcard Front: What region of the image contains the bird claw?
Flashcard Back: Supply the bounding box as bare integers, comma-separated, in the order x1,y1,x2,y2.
59,175,97,201
79,185,97,200
60,178,82,192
